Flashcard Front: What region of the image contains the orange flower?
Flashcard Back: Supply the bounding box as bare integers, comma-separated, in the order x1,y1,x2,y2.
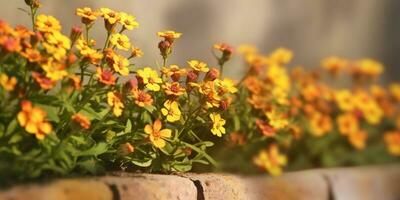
0,73,17,91
384,131,400,156
17,100,52,140
244,76,263,95
255,119,275,137
157,30,182,43
162,82,186,96
72,113,91,129
253,144,287,176
309,113,332,137
161,65,187,81
107,91,124,117
144,119,172,148
21,48,42,63
247,95,267,110
96,68,116,85
131,88,153,107
117,142,135,156
321,56,347,76
337,113,359,135
31,72,55,90
348,130,367,150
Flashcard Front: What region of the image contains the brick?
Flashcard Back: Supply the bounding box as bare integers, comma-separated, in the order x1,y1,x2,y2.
319,165,400,200
99,173,197,200
0,179,113,200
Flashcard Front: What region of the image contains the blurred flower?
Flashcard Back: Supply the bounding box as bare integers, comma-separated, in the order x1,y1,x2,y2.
161,100,181,122
269,48,293,65
348,130,367,150
255,119,275,137
334,90,355,112
309,113,332,137
0,73,17,91
209,113,226,137
130,46,143,58
384,131,400,156
144,119,172,148
253,144,287,176
107,91,124,117
72,113,91,129
321,56,347,76
389,83,400,102
17,100,52,140
337,113,359,135
265,109,288,130
31,71,55,90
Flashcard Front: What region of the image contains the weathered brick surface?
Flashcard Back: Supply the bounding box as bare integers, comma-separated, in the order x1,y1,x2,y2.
98,173,197,200
0,165,399,200
318,165,400,200
242,171,329,200
0,179,113,200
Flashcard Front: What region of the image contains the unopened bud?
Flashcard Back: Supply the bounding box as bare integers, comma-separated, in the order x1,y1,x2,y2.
205,68,220,81
117,142,134,156
186,70,198,82
158,40,171,58
70,26,83,44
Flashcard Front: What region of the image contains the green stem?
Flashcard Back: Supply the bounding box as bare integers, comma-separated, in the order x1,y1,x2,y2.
30,7,36,31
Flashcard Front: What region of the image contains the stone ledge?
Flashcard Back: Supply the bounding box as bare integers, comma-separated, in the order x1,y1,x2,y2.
0,165,399,200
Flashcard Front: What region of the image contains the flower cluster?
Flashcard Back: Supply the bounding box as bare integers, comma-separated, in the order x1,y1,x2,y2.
0,1,398,181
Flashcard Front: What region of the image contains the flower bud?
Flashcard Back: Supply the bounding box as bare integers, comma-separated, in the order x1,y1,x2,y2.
128,78,138,90
219,98,231,111
205,68,220,81
117,142,134,156
70,26,83,44
158,40,171,58
186,70,198,82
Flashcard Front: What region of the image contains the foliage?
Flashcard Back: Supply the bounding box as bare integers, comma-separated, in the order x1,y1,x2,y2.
0,1,399,181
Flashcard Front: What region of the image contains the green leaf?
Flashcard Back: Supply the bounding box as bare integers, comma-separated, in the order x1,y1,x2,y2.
37,104,60,123
124,119,132,133
5,119,18,136
182,142,218,167
131,158,152,167
79,142,108,157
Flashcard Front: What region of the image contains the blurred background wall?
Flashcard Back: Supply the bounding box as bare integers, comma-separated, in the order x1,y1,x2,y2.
0,0,398,81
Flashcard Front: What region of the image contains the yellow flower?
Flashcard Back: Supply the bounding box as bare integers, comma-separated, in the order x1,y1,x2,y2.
362,103,383,125
17,100,52,140
321,56,347,75
334,89,355,111
269,48,293,65
107,91,124,117
71,113,91,129
162,82,186,96
144,119,172,148
41,58,68,81
253,144,287,176
131,88,153,107
188,60,209,72
215,78,237,94
76,7,99,24
110,33,131,51
111,54,130,76
161,100,181,122
266,65,291,91
130,46,144,58
209,113,226,137
389,83,400,102
265,109,289,130
161,65,187,81
35,14,61,32
119,12,139,30
309,113,332,137
0,73,17,91
100,8,120,25
337,113,359,135
352,59,384,79
384,131,400,156
348,130,367,150
136,67,162,91
157,30,182,42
